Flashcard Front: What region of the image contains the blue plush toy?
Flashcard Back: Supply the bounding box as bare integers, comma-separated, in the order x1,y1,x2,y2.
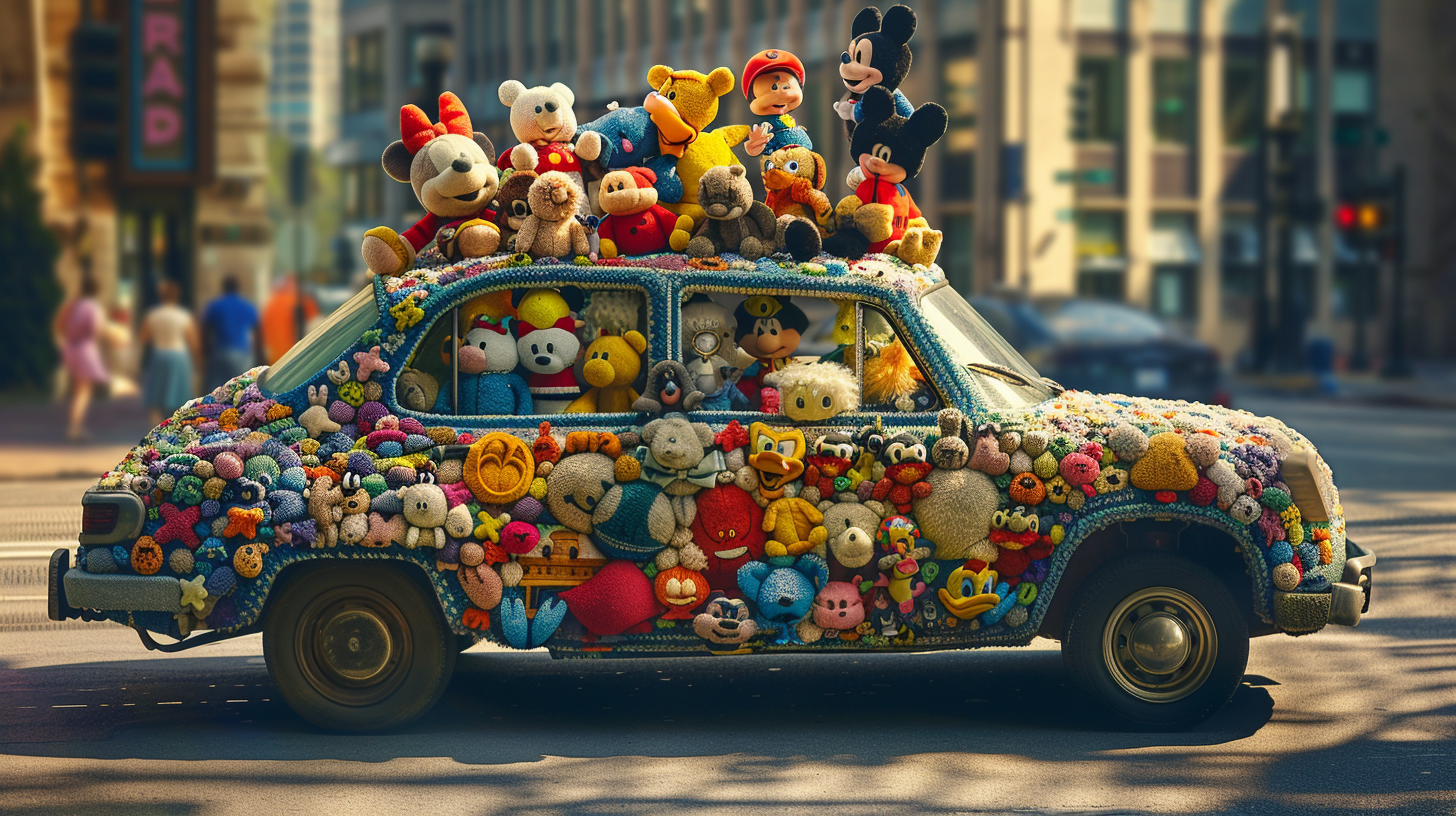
432,315,532,416
737,554,829,644
578,104,685,204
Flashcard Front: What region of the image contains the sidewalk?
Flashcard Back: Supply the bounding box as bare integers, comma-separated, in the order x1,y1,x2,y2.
1230,360,1456,410
0,397,151,481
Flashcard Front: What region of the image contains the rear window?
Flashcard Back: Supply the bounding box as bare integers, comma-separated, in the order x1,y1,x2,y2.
258,287,379,396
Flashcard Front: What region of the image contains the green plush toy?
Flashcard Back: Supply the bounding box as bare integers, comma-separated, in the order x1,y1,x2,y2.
644,65,749,227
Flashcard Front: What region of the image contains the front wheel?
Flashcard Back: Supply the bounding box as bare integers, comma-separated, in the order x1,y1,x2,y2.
264,563,455,731
1062,553,1249,729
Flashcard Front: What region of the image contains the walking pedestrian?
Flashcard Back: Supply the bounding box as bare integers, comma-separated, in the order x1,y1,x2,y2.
202,275,260,388
138,279,200,426
52,275,110,441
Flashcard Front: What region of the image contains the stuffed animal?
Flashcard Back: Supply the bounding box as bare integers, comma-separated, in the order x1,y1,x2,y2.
434,315,532,415
516,171,591,259
804,433,863,500
692,592,759,645
512,287,585,413
834,5,918,139
737,554,829,644
636,414,724,546
763,362,858,422
497,81,601,216
577,103,685,210
762,145,833,230
763,495,828,558
822,86,948,266
632,360,705,414
871,432,934,514
681,293,743,405
740,49,813,156
304,474,344,548
491,169,536,251
361,92,501,277
735,295,808,405
874,515,931,614
690,483,767,597
745,422,807,502
685,165,778,260
644,65,748,226
398,475,449,548
395,368,440,413
596,167,694,257
564,329,647,413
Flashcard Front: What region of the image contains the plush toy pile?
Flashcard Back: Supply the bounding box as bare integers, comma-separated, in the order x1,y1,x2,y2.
75,5,1348,650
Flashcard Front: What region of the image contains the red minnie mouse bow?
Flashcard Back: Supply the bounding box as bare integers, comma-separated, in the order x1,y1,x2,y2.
400,91,473,154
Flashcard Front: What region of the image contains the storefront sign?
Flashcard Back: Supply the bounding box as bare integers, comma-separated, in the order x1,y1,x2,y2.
122,0,214,184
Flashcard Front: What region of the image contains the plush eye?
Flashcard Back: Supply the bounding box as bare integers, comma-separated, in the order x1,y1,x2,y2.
911,444,926,461
854,40,873,64
872,144,892,163
785,160,799,173
668,90,676,100
888,443,904,462
962,577,976,596
541,544,553,559
546,343,554,353
535,105,543,114
764,161,775,171
530,343,540,354
757,435,775,453
821,396,832,408
728,528,736,538
601,352,609,360
778,439,797,457
1027,515,1040,534
478,341,488,350
796,397,805,409
511,201,528,216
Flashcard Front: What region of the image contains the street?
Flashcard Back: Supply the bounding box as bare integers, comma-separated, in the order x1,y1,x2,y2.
0,396,1452,815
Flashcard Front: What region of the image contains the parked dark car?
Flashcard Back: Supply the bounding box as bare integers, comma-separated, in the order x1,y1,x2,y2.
970,296,1229,405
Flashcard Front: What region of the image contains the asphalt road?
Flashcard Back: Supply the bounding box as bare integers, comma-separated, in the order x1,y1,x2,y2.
0,396,1452,815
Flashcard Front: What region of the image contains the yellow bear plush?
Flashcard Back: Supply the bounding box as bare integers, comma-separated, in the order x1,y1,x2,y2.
565,330,648,414
644,65,749,226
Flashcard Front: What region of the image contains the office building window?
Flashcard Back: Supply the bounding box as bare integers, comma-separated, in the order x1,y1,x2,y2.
1333,69,1373,114
669,0,686,40
1150,214,1200,319
1074,0,1128,30
1153,59,1195,145
344,30,385,114
1076,57,1126,143
343,163,384,222
941,213,975,294
1076,210,1126,300
1222,57,1261,148
1151,0,1197,33
940,41,977,201
1224,0,1265,36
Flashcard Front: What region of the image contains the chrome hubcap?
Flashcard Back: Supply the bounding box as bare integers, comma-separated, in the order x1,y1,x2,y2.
1103,587,1217,703
320,609,393,683
1128,612,1191,675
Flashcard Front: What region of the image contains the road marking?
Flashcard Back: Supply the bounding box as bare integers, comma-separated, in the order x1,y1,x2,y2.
0,540,77,560
0,596,48,602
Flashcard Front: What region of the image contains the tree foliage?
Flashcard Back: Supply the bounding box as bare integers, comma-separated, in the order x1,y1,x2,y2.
0,124,63,390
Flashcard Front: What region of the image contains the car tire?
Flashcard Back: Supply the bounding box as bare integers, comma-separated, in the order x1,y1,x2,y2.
1062,553,1249,730
264,563,456,731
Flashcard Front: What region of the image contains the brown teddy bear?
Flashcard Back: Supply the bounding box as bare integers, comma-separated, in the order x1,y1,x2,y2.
515,171,591,259
361,92,502,277
492,170,536,252
686,165,778,260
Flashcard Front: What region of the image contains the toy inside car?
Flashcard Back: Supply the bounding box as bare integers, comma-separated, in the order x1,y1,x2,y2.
51,250,1374,731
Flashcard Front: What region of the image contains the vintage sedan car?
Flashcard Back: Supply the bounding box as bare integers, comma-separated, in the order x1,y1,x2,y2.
49,252,1374,731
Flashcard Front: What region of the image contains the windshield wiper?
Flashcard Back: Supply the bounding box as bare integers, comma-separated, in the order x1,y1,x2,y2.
963,362,1046,390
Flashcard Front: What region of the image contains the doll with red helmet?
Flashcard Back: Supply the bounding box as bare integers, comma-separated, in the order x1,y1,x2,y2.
741,49,814,158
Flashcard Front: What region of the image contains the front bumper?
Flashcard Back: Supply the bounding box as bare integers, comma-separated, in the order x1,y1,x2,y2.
1271,539,1375,634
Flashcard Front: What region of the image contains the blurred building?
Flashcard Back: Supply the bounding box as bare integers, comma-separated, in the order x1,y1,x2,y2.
269,0,340,148
0,0,271,351
326,0,1452,363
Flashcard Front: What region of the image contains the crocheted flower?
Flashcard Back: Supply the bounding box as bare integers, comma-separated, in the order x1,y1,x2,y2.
1045,475,1071,504
1094,467,1129,494
389,296,425,331
338,381,365,407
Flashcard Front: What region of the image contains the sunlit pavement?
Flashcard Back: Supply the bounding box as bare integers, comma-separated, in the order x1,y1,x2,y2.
0,397,1451,815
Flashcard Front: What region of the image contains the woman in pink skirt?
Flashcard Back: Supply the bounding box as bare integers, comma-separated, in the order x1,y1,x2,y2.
53,276,110,441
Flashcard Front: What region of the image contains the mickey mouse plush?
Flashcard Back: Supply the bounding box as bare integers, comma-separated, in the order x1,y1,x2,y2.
833,5,918,139
361,92,501,277
822,86,947,267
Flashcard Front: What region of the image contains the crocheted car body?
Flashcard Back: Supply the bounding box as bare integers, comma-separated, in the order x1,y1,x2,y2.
65,251,1357,655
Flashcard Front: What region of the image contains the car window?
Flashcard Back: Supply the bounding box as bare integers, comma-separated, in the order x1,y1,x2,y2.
259,286,379,397
920,286,1055,407
856,304,941,414
397,284,650,417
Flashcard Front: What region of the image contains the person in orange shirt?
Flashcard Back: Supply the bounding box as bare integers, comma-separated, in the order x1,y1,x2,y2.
260,275,319,364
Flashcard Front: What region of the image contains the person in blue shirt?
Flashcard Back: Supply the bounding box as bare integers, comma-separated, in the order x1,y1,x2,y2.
202,276,260,388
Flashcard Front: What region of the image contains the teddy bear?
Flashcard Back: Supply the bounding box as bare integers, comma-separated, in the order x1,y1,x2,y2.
632,360,705,415
491,169,536,251
496,81,601,216
643,64,749,226
398,475,448,548
434,314,532,415
578,102,685,212
762,144,834,234
596,167,694,257
512,287,585,414
737,554,829,645
304,474,345,548
564,329,647,414
361,92,502,277
337,473,372,546
685,165,778,260
822,86,948,267
635,413,725,529
516,171,591,259
834,5,918,139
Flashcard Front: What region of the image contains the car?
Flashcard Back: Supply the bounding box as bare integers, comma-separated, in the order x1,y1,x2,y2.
970,296,1230,406
49,252,1374,732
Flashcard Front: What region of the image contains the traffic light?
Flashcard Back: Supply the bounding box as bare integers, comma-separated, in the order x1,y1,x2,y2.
1335,184,1399,253
69,21,122,159
1334,202,1357,232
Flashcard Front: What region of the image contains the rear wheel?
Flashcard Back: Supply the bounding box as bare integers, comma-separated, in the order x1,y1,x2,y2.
264,563,455,731
1062,553,1248,729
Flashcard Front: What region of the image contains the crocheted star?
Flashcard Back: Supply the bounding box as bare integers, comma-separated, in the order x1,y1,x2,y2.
156,504,201,550
353,345,391,381
222,506,265,539
179,575,208,611
239,400,271,428
473,510,509,543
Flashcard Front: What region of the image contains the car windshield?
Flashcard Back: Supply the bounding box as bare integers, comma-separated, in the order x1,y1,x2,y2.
919,286,1057,407
258,287,380,396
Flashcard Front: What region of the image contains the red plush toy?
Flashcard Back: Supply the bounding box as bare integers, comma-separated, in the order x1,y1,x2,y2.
690,484,767,597
559,560,664,636
596,167,694,258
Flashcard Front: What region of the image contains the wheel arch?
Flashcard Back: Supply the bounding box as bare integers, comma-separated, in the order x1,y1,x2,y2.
1034,510,1275,641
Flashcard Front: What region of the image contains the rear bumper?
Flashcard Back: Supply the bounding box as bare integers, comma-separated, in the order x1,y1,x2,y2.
1271,539,1375,633
47,547,181,621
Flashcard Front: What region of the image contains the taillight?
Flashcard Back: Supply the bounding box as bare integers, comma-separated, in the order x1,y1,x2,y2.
82,503,119,536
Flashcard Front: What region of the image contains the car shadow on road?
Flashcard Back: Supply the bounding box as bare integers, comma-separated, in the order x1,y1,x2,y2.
0,647,1273,765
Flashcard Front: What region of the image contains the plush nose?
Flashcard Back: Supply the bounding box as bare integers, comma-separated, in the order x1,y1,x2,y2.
777,595,794,608
535,355,552,366
452,155,472,173
719,619,738,630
